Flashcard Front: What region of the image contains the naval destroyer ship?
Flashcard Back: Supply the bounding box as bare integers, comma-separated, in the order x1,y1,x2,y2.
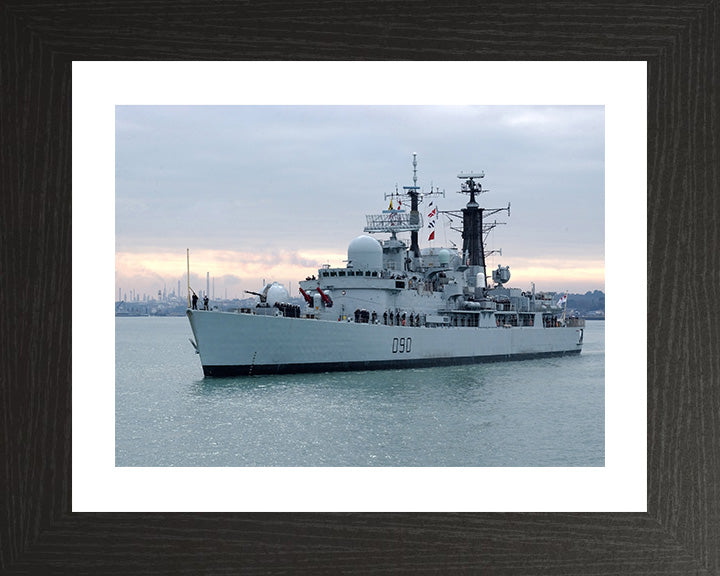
187,155,584,376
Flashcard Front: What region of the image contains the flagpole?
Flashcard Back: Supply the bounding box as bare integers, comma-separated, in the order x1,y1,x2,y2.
187,248,191,308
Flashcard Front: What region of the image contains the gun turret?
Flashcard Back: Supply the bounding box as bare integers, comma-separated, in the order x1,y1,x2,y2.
244,289,266,302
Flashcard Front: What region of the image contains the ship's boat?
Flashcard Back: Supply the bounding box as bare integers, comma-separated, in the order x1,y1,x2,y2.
187,155,584,376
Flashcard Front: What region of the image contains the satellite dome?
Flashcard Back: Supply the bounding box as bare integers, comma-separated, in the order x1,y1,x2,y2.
438,249,450,266
347,235,382,270
264,282,289,306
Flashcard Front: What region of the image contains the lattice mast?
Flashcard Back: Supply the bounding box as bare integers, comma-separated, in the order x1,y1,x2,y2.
366,153,444,243
400,153,444,256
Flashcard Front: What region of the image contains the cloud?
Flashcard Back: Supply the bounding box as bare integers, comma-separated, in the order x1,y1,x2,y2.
116,105,605,296
115,248,346,298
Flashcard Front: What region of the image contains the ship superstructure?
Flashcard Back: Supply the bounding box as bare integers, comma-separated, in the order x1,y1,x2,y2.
187,155,584,376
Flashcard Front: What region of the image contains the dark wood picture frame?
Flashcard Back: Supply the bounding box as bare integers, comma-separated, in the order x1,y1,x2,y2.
2,2,718,574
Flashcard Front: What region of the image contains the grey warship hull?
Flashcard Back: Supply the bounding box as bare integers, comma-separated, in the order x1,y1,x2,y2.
187,309,583,376
187,157,585,377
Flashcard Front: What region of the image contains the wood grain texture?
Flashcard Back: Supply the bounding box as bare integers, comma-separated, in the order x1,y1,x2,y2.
1,1,718,574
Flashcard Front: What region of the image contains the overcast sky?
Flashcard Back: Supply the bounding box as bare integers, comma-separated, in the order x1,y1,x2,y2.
115,105,604,300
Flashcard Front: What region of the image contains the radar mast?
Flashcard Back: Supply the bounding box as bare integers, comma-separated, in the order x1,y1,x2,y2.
441,171,510,288
401,153,445,257
458,172,486,269
405,152,421,257
365,153,444,249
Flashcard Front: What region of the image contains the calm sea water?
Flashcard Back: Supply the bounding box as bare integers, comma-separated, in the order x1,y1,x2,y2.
116,317,604,467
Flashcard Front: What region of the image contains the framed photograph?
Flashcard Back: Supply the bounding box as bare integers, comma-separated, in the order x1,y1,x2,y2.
3,2,718,574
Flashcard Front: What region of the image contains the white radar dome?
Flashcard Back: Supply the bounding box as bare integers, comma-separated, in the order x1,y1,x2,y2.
264,282,289,306
438,249,451,266
347,235,382,270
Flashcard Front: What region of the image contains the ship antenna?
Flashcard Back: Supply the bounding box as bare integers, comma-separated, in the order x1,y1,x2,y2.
406,153,421,257
413,152,417,189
